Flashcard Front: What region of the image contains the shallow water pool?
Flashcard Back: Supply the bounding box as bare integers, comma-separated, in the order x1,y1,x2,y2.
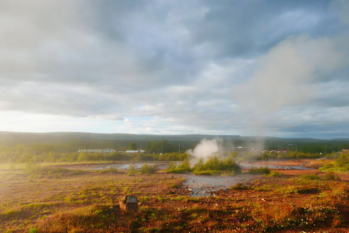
182,174,264,197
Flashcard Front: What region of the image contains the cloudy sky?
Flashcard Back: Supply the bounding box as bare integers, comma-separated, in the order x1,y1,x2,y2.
0,0,348,138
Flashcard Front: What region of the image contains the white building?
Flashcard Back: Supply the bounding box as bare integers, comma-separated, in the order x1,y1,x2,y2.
77,148,116,153
125,150,145,154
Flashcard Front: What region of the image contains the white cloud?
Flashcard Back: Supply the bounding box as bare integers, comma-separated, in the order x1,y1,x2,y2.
0,0,348,138
330,0,349,25
234,35,344,112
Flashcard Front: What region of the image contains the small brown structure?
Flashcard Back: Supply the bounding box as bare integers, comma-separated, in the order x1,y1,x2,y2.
119,195,139,212
113,204,121,212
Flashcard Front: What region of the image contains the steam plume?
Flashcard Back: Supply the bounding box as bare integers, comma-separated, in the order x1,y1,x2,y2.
186,138,222,161
186,138,238,162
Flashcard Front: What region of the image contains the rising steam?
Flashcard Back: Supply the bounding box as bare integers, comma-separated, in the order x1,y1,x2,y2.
186,138,221,161
231,5,349,138
186,138,238,162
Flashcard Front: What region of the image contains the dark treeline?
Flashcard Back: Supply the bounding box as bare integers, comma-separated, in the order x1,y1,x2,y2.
263,141,349,154
144,140,179,153
0,132,349,154
0,145,189,163
0,139,190,163
255,151,326,160
1,134,349,163
0,140,184,154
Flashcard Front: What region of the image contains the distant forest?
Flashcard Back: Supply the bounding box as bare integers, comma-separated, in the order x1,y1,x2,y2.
0,132,348,162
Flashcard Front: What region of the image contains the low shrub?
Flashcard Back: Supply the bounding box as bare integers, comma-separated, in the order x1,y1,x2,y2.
29,229,39,233
221,171,235,176
231,182,248,190
267,171,282,177
25,161,41,174
322,163,334,169
253,184,273,191
319,166,348,173
334,152,349,167
193,170,220,175
140,164,157,174
249,167,270,175
276,185,319,195
175,159,192,172
166,162,176,171
319,152,349,173
275,186,299,194
166,159,192,173
324,171,340,181
193,155,241,175
299,173,321,180
99,167,118,174
128,165,136,176
25,164,83,177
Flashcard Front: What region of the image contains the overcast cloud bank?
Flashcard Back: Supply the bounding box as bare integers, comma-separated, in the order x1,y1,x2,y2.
0,0,348,138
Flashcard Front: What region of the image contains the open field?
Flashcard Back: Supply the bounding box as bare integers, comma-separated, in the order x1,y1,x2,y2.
0,162,349,232
245,159,334,168
0,162,122,172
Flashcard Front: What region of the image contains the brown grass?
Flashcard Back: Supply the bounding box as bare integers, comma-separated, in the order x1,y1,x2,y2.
250,159,335,168
0,164,349,232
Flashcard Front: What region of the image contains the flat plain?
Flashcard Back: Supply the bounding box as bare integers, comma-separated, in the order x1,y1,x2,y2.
0,162,349,232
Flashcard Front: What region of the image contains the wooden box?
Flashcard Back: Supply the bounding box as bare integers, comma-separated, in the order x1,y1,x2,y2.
119,195,139,212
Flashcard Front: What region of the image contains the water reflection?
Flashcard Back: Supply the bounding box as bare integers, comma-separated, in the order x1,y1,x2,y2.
78,161,314,171
239,162,315,170
182,174,263,197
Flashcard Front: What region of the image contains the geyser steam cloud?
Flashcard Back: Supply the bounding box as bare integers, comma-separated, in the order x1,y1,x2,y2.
186,138,236,162
187,137,268,162
186,138,221,161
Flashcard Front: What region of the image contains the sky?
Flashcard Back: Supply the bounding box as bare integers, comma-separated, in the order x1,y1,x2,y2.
0,0,348,139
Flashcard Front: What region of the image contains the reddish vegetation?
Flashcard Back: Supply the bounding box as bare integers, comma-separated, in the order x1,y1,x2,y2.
247,159,334,168
0,162,349,232
277,169,322,176
50,161,169,170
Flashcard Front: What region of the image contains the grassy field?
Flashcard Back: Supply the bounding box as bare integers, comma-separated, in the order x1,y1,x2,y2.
0,161,120,171
0,165,349,232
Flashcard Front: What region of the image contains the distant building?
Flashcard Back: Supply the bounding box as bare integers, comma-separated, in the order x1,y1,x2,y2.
126,150,145,154
77,148,116,153
264,149,288,153
235,146,248,151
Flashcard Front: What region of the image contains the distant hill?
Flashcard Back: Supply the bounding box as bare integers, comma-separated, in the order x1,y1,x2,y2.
0,131,240,145
0,131,348,153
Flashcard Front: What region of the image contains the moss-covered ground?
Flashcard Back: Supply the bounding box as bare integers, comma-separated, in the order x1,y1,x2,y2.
0,165,349,232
